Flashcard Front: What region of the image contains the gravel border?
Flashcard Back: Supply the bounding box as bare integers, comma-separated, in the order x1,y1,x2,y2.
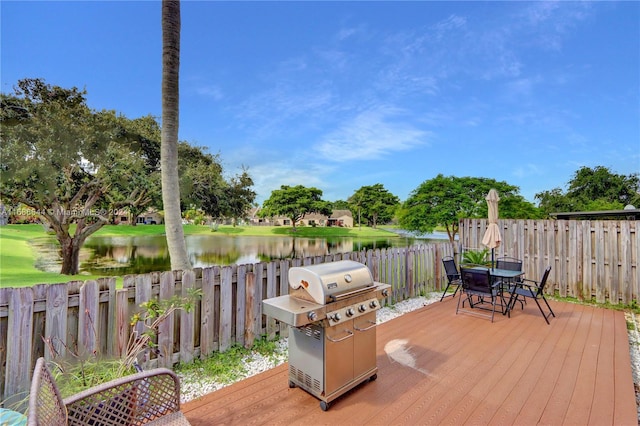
179,293,640,422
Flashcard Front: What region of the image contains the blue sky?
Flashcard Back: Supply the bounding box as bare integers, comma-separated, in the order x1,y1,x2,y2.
2,1,639,204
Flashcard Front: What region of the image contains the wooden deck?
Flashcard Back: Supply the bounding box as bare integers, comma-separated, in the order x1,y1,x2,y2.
182,297,638,425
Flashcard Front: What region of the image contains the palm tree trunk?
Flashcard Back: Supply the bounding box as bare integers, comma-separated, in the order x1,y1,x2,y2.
161,0,191,271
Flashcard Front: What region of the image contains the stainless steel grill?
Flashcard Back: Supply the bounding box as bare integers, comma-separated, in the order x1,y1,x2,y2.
262,260,390,411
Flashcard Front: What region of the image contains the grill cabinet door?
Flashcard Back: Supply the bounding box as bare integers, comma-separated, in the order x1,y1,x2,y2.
324,320,354,395
353,311,377,378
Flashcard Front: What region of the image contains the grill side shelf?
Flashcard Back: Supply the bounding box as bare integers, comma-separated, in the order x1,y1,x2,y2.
262,295,326,327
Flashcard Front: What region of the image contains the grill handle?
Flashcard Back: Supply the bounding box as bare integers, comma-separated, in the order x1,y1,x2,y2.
329,286,374,302
354,320,376,332
326,329,354,343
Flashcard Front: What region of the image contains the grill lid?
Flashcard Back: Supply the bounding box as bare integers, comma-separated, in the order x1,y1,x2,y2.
288,260,374,305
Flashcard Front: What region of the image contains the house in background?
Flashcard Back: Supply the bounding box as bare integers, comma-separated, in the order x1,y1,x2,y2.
114,209,164,225
248,208,353,227
327,209,353,227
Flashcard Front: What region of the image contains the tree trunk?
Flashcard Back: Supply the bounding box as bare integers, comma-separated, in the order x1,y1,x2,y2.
161,0,191,271
59,236,82,275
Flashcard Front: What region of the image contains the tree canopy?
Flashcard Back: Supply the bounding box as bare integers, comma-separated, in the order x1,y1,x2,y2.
398,175,540,243
347,184,399,228
0,79,145,274
536,166,640,215
259,185,332,230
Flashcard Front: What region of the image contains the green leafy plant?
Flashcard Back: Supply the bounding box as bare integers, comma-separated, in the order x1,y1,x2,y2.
48,287,202,396
124,288,202,375
461,249,491,266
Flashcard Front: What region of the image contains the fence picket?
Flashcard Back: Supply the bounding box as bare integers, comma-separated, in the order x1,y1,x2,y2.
180,270,196,364
78,280,99,356
236,265,247,347
5,287,34,410
158,271,175,368
44,283,68,360
115,289,129,359
244,272,256,348
200,266,216,358
219,266,233,352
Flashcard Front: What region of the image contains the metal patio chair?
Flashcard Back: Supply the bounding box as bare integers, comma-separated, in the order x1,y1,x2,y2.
456,267,505,322
28,357,191,425
505,266,555,324
440,256,462,301
495,256,525,307
495,256,523,273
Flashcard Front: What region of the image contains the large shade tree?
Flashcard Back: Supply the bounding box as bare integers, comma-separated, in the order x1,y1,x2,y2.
0,79,151,274
398,174,538,244
103,115,163,225
223,168,256,226
348,184,399,228
536,166,640,215
161,0,191,271
259,185,332,230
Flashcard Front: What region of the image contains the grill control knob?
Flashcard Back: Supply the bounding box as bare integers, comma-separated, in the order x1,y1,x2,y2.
332,313,342,322
369,300,378,309
345,308,355,317
358,304,366,313
307,311,318,322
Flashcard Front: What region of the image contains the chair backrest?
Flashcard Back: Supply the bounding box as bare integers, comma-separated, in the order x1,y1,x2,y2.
442,256,460,281
495,256,522,271
536,266,552,296
460,267,492,295
28,358,67,426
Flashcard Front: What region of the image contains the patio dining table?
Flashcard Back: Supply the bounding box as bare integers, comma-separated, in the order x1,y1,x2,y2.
471,266,525,315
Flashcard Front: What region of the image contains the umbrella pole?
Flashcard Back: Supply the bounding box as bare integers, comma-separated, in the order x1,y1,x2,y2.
491,248,495,270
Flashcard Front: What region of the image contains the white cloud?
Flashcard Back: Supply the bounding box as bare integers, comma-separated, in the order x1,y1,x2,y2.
314,106,429,162
195,85,223,100
512,163,543,179
249,161,337,203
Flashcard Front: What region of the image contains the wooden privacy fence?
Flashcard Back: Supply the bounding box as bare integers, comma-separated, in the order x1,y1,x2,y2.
460,218,639,304
0,243,453,408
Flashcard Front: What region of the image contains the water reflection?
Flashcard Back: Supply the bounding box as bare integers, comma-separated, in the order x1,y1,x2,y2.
80,234,441,276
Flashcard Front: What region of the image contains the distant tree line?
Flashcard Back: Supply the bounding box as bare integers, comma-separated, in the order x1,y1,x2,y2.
260,168,638,244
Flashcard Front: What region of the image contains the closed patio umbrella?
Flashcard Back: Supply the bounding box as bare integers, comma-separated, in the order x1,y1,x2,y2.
481,189,501,269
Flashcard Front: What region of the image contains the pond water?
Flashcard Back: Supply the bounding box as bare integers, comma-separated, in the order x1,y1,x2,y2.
78,232,449,276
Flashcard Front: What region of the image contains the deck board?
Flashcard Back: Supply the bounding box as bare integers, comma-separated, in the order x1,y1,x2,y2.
182,297,638,425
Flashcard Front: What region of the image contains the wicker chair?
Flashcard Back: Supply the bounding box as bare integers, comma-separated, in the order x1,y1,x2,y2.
28,357,191,426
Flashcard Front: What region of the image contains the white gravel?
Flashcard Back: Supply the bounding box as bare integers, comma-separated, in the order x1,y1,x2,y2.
179,293,640,421
625,312,640,419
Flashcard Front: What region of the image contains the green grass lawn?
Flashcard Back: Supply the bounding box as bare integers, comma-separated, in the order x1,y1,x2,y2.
0,223,400,287
0,224,87,287
92,223,398,238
